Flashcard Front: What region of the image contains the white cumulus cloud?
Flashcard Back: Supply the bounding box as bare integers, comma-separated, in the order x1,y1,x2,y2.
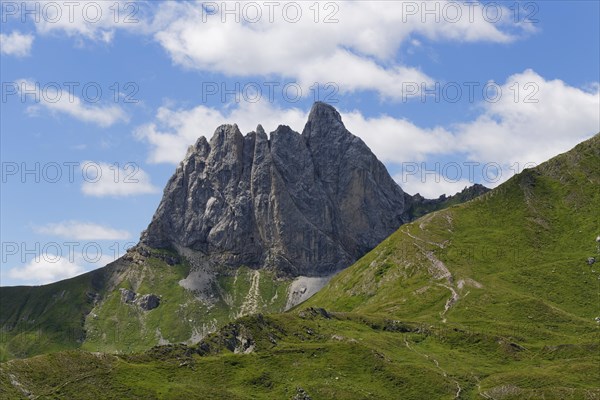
0,31,34,57
455,69,600,167
13,1,534,100
33,221,131,240
30,0,150,43
16,79,129,127
150,1,529,99
80,161,159,197
5,251,121,286
7,253,86,285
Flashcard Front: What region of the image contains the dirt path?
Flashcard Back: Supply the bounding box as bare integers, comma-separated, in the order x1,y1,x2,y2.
403,229,460,322
422,249,453,282
403,229,446,249
437,283,459,323
238,270,261,317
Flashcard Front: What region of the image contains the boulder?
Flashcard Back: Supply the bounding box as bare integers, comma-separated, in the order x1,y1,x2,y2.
119,288,136,304
588,257,596,265
292,387,312,400
136,294,160,311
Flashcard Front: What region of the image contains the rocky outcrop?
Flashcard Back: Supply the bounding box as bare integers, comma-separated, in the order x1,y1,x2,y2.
292,387,313,400
120,288,136,304
137,294,160,311
119,288,160,311
141,102,413,276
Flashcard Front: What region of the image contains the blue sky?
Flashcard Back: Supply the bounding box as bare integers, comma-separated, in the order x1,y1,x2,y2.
1,0,599,286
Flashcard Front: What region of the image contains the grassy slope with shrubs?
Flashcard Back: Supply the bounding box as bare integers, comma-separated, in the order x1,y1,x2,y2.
0,250,291,360
1,310,598,399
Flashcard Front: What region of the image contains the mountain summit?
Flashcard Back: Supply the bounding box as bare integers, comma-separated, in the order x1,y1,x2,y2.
141,102,411,276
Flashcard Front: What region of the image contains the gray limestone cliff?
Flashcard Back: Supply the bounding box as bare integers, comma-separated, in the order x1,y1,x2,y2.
140,102,444,276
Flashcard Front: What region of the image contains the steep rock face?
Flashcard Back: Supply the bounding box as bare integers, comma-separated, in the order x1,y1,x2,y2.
141,102,410,276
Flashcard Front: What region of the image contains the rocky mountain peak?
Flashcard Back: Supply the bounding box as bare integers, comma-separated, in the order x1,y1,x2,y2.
305,101,343,126
255,124,266,136
209,123,243,146
140,103,411,276
302,101,345,141
184,135,210,161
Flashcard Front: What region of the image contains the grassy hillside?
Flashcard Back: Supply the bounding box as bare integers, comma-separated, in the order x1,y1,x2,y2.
1,248,291,360
1,135,597,399
83,257,290,355
1,309,598,399
0,266,110,360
